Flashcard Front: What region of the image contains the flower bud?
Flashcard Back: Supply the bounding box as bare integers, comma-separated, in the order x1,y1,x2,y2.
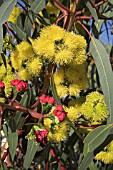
35,129,48,143
11,79,28,92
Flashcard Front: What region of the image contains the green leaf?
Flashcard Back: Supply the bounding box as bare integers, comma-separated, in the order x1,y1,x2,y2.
50,74,61,105
108,0,113,5
0,24,3,53
84,125,113,152
0,0,17,24
14,91,31,129
24,12,33,36
90,38,113,123
30,0,45,14
78,152,94,170
86,1,98,22
8,22,27,40
37,143,50,164
89,162,99,170
79,134,113,170
7,119,18,161
23,140,39,169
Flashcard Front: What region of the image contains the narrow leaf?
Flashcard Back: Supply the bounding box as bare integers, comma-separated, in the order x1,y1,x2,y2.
78,152,94,170
9,22,27,40
0,24,3,53
0,0,17,24
86,1,98,22
37,143,50,164
84,125,113,152
24,12,33,36
30,0,45,14
7,118,18,161
23,140,39,169
14,91,31,129
90,38,113,123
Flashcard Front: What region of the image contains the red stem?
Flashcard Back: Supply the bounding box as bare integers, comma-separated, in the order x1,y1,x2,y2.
77,20,92,39
50,149,66,170
76,0,107,15
76,16,92,20
54,0,72,14
4,23,22,42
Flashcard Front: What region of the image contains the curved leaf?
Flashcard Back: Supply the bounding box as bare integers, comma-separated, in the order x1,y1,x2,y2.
30,0,45,14
0,0,17,24
84,125,113,152
90,38,113,123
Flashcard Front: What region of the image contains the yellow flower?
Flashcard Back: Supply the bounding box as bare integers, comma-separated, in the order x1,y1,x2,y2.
40,25,66,41
31,38,55,60
55,49,73,65
81,91,109,122
65,106,80,122
68,83,81,96
64,32,87,51
27,58,42,76
95,141,113,164
8,7,21,24
53,66,65,85
56,84,68,98
47,120,69,143
10,40,43,80
17,68,31,81
3,73,16,97
10,50,22,70
0,97,5,103
44,118,53,130
16,41,35,60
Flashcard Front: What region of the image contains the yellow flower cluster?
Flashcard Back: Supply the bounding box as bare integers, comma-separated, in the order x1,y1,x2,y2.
54,63,88,97
0,55,16,97
10,41,42,81
31,25,87,66
95,141,113,164
8,7,21,24
44,117,69,143
81,91,109,123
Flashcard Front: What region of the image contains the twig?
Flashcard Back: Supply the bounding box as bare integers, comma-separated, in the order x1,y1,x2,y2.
77,20,92,39
50,148,66,170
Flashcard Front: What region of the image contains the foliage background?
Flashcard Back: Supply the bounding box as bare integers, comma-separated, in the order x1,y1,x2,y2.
1,0,113,170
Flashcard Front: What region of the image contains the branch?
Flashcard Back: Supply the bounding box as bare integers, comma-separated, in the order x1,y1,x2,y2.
76,0,107,15
77,20,92,39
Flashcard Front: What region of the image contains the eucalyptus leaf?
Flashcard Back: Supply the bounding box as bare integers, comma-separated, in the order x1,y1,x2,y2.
78,152,94,170
9,22,27,40
0,24,3,54
0,0,17,24
30,0,45,14
90,38,113,123
7,119,18,162
86,1,98,22
23,140,39,169
84,125,113,152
